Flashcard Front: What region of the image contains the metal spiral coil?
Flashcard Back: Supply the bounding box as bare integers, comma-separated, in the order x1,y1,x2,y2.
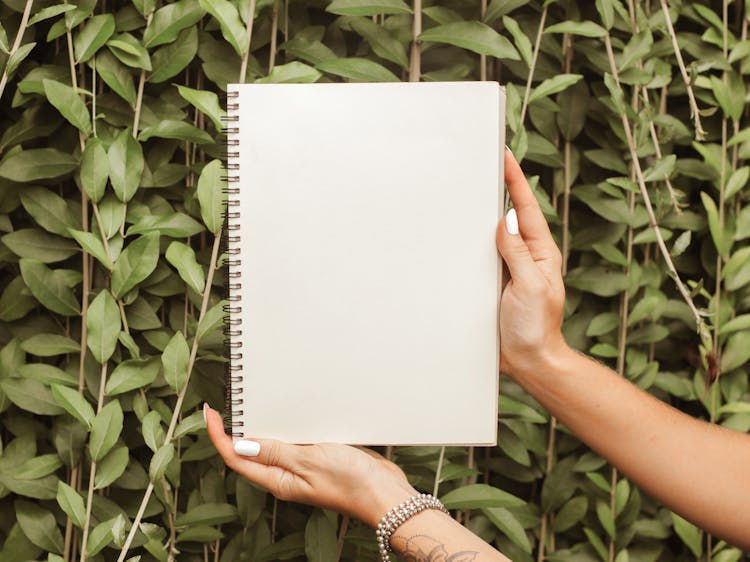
222,88,244,437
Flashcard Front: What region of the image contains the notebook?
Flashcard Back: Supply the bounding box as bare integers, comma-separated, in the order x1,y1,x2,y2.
224,82,505,445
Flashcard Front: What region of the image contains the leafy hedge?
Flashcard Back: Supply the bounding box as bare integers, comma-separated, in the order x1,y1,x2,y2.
0,0,748,560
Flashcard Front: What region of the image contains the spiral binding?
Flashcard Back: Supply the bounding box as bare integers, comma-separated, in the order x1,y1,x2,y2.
222,89,244,438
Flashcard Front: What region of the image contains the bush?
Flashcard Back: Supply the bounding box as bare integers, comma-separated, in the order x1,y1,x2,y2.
0,0,748,560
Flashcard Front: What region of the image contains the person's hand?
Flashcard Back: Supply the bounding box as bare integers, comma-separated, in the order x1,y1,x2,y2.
204,404,418,528
496,148,568,380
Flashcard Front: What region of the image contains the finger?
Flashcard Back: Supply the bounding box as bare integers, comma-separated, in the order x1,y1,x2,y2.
496,209,544,286
204,404,286,488
504,147,557,256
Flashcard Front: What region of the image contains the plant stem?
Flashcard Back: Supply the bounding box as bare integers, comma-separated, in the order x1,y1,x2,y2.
408,0,421,81
79,362,108,562
658,0,705,140
0,0,34,101
432,446,445,497
519,5,547,126
116,233,223,562
336,515,349,561
239,0,257,82
604,33,710,348
268,0,279,73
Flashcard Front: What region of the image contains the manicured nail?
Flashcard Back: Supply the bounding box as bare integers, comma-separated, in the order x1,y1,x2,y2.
234,440,261,457
202,403,209,424
506,208,519,235
505,144,513,155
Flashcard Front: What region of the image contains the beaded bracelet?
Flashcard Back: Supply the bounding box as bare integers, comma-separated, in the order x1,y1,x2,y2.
375,493,449,562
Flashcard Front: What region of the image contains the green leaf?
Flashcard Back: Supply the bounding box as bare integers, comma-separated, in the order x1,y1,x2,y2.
326,0,411,16
69,229,113,270
175,503,238,526
20,186,80,238
643,154,676,182
149,443,175,481
6,43,36,77
316,57,399,82
80,138,109,203
725,166,749,199
701,191,731,257
149,26,198,83
19,259,80,316
161,331,190,392
304,510,338,562
196,300,226,342
56,482,86,528
138,120,214,144
349,17,409,69
671,513,702,557
174,410,206,438
142,410,166,452
595,0,615,29
545,20,607,37
721,331,750,372
111,233,160,298
21,333,79,356
105,357,161,395
176,85,225,131
74,14,115,62
15,500,64,554
502,16,532,66
723,247,750,291
528,73,583,104
108,128,144,202
108,33,152,71
28,4,77,26
166,242,205,294
483,507,531,554
87,289,121,363
51,384,95,428
3,229,78,263
198,0,248,56
196,159,226,233
95,50,137,107
0,276,37,321
85,518,115,556
553,496,588,533
0,148,77,182
419,21,520,59
596,500,615,538
256,59,328,84
440,484,524,509
143,0,205,48
89,400,124,461
127,213,204,237
94,446,130,489
42,79,92,135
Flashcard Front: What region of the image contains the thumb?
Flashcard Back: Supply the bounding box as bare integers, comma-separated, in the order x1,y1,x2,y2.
497,208,538,284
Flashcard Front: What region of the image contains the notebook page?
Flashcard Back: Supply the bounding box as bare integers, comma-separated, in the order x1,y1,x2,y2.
227,82,504,445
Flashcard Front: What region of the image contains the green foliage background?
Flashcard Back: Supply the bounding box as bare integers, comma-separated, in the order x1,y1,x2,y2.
0,0,749,560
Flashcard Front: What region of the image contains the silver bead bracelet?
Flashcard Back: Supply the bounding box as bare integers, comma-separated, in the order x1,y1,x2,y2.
375,492,449,562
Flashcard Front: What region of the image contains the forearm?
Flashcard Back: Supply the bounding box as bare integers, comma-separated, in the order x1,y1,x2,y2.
515,345,750,549
366,485,511,562
390,510,512,562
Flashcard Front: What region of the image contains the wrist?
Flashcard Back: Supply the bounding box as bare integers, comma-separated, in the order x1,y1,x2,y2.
362,480,419,529
506,334,575,383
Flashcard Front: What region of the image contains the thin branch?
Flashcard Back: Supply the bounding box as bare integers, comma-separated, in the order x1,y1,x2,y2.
408,0,421,82
519,5,548,126
658,0,705,140
604,34,711,348
116,233,223,562
0,0,34,101
239,0,257,83
432,446,446,498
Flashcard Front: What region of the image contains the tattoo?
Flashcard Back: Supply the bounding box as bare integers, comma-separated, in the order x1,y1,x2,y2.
392,533,479,562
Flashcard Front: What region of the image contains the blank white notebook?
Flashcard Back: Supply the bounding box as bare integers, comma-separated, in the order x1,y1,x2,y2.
225,82,505,445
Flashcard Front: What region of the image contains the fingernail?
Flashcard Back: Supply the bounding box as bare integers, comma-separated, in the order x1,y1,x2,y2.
506,208,519,235
202,403,209,424
234,440,261,457
505,144,513,155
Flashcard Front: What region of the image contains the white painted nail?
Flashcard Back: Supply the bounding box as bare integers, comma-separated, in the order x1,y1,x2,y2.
506,208,519,235
234,440,261,457
505,144,513,155
202,403,208,424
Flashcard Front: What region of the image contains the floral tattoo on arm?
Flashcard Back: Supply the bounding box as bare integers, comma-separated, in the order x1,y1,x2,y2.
392,533,479,562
